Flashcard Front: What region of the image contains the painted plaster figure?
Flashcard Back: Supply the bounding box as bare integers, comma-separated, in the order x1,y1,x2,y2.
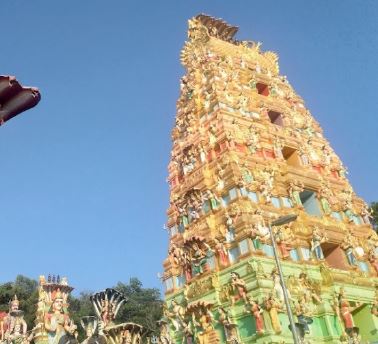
214,238,229,267
245,297,264,335
295,296,313,335
274,225,293,259
310,226,327,260
338,289,356,333
263,293,282,334
288,180,304,207
341,233,358,266
230,272,248,305
166,300,185,331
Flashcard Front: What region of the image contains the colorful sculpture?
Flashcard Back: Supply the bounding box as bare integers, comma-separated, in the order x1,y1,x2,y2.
1,296,28,344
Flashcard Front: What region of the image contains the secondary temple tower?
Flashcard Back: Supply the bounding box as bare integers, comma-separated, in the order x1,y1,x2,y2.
162,15,378,344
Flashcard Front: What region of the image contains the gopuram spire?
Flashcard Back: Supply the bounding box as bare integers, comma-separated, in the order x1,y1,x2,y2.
161,14,378,344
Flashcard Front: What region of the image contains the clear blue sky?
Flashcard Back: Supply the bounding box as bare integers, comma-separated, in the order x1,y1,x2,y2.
1,1,377,294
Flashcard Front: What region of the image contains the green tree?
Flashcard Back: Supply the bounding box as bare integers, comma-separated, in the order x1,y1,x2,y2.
370,202,378,231
0,275,38,330
113,278,163,332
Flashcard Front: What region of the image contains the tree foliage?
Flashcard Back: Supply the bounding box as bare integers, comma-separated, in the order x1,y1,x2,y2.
370,202,378,231
0,275,38,330
0,275,162,338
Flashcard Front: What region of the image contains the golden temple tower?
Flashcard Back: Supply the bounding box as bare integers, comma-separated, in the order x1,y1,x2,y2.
162,15,378,344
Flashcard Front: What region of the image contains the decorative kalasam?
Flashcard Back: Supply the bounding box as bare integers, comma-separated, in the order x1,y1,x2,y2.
162,14,378,343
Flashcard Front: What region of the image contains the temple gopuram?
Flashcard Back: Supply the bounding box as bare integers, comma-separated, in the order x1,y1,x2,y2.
161,14,378,344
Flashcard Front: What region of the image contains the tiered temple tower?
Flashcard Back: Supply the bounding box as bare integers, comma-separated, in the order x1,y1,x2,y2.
162,15,378,344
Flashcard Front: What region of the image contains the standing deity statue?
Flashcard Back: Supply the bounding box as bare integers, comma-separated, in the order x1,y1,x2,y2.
337,288,360,339
230,272,248,305
295,296,313,335
271,268,293,304
360,204,373,225
341,233,358,266
245,297,264,335
297,273,322,304
298,145,310,166
245,126,261,154
165,300,185,332
198,143,207,164
190,242,211,275
248,209,270,250
202,189,220,210
213,238,229,268
258,168,275,203
288,180,304,207
272,136,284,160
263,292,282,334
274,225,293,259
225,214,236,243
310,226,327,260
318,181,334,215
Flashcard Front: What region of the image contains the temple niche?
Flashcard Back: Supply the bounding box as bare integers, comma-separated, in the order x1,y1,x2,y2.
162,14,378,344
